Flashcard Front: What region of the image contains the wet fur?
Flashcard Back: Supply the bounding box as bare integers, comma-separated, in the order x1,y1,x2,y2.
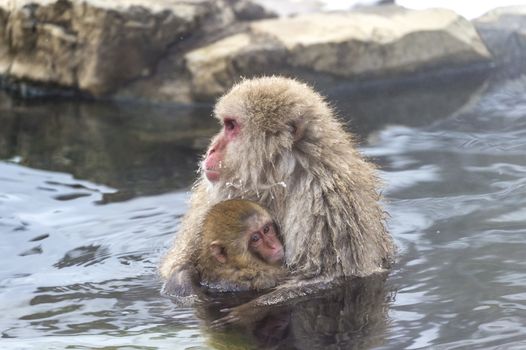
160,76,394,296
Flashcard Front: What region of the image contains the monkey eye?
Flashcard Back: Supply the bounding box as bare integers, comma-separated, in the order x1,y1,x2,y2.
250,233,261,243
224,118,237,131
263,224,270,234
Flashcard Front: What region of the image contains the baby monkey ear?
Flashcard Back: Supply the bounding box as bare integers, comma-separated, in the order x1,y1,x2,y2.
288,116,306,142
209,241,227,264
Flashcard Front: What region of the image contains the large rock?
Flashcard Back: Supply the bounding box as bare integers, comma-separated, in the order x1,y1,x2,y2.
0,2,492,103
182,6,492,101
249,0,394,17
0,0,240,96
474,6,526,65
251,8,490,77
183,32,288,100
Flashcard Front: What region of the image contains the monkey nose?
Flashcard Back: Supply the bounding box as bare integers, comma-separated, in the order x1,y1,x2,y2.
271,247,285,263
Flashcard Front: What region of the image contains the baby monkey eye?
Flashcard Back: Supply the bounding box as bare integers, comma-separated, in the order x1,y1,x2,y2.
263,224,270,234
251,233,261,242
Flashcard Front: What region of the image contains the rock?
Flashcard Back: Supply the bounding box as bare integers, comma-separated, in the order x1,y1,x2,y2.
0,0,237,97
185,33,254,99
228,0,277,21
249,0,394,18
252,7,490,77
0,2,493,104
474,6,526,65
183,6,492,100
249,0,327,17
184,32,286,100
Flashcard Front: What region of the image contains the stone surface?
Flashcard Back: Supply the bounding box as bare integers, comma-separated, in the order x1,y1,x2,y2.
229,0,277,21
181,6,492,101
474,6,526,65
250,0,394,17
251,8,490,77
185,33,253,98
0,1,498,103
0,0,238,96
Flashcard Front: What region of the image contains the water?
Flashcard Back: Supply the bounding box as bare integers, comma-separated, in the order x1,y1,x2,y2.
1,72,526,349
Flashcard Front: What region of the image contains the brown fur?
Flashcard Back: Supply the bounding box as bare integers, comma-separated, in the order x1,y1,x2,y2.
160,76,394,297
197,199,286,292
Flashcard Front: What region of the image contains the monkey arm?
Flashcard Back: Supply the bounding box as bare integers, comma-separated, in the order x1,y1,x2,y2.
159,182,211,296
161,263,199,298
210,275,339,328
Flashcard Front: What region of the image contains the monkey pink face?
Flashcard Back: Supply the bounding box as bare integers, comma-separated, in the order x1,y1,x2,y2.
203,118,240,182
247,219,284,266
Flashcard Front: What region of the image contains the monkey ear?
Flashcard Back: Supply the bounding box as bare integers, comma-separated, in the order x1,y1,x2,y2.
288,117,306,142
210,241,227,264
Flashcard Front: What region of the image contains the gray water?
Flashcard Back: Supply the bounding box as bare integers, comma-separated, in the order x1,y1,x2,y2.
1,72,526,349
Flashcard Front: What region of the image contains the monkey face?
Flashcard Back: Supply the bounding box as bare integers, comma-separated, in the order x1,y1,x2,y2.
203,77,322,185
246,214,284,266
203,118,241,182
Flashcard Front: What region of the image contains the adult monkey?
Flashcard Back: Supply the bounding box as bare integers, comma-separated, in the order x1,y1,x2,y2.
160,76,394,304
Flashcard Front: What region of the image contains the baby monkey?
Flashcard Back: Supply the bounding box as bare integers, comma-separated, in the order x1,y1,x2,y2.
196,199,287,292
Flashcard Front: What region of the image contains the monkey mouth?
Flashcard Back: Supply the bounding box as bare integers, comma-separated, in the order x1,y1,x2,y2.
269,248,285,265
204,168,220,182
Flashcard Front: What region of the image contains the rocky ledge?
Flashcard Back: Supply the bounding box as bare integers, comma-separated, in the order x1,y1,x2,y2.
0,0,524,103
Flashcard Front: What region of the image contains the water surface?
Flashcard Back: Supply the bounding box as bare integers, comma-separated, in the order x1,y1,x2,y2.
1,73,526,349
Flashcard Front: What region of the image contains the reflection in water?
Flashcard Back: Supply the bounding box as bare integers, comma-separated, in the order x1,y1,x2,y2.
2,73,526,348
0,95,215,202
328,70,489,137
368,75,526,349
195,274,391,350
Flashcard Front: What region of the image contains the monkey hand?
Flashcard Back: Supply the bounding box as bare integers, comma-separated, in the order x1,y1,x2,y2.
210,301,261,329
161,267,196,299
